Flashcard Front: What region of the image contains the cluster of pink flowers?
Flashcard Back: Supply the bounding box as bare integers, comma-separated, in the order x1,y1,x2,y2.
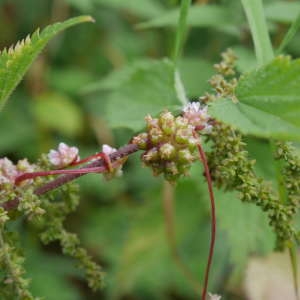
182,102,212,132
0,157,36,185
48,142,79,168
48,142,123,179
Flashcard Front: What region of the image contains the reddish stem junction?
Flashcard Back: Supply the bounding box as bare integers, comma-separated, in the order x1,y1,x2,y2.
4,139,217,300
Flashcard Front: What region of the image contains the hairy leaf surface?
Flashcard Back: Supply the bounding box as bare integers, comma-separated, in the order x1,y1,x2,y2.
137,5,233,31
94,0,165,19
0,15,93,111
265,1,300,24
210,56,300,141
104,59,182,131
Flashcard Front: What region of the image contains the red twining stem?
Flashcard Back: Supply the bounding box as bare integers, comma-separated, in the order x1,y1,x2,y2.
70,152,113,172
15,166,108,185
194,132,216,300
15,151,115,186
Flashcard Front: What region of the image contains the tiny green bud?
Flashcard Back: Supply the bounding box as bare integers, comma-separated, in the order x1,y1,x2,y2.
165,161,178,175
159,143,176,160
132,133,148,150
143,148,159,162
145,115,159,130
159,111,175,135
175,128,191,145
175,116,189,129
178,149,194,163
149,128,164,145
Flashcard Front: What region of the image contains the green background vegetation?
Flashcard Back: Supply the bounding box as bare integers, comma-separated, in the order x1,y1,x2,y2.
1,0,300,299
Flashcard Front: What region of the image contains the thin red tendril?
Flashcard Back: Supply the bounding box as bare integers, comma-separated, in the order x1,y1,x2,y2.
194,131,216,300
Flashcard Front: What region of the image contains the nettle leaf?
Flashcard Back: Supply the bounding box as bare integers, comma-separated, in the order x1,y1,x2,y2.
137,5,236,34
104,59,182,131
265,1,300,24
216,191,275,279
0,15,94,111
93,0,165,19
209,56,300,141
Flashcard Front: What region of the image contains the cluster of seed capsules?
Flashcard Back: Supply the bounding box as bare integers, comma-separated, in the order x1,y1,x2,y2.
132,104,211,182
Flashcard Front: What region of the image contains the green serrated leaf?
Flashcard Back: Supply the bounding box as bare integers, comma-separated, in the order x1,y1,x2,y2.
104,59,181,131
210,56,300,141
137,5,233,30
94,0,165,19
216,191,275,279
0,15,94,111
265,1,300,24
81,59,155,94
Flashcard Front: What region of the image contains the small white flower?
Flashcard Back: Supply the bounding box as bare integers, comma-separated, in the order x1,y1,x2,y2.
48,142,79,168
208,292,222,300
182,102,211,130
102,144,117,156
0,158,18,183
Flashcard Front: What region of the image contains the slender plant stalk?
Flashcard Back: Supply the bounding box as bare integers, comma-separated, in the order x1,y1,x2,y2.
173,0,192,66
163,181,202,294
241,1,299,298
193,133,216,300
289,244,299,299
276,11,300,54
241,0,274,66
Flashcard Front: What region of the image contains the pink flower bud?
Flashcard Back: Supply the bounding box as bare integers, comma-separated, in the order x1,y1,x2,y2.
48,143,79,168
102,144,117,156
182,102,211,131
208,293,221,300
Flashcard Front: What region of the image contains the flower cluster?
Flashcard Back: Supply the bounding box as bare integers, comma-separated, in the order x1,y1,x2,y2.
207,123,296,249
48,142,79,168
0,157,36,186
132,105,210,182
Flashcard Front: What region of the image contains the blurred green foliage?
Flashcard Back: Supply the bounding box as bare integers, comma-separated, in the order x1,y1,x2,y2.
1,0,300,299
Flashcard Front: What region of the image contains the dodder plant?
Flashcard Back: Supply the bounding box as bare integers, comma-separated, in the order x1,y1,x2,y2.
2,1,300,299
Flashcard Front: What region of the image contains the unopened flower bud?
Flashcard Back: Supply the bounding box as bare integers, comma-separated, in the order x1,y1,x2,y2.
159,111,175,135
149,128,164,145
132,133,148,150
145,115,159,129
178,149,194,163
165,161,178,175
143,148,159,162
175,128,192,145
159,143,176,160
175,116,189,129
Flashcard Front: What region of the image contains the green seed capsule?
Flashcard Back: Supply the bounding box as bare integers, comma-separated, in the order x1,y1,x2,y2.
143,148,159,162
177,149,194,163
132,133,148,150
159,111,175,135
149,128,164,145
159,143,176,160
